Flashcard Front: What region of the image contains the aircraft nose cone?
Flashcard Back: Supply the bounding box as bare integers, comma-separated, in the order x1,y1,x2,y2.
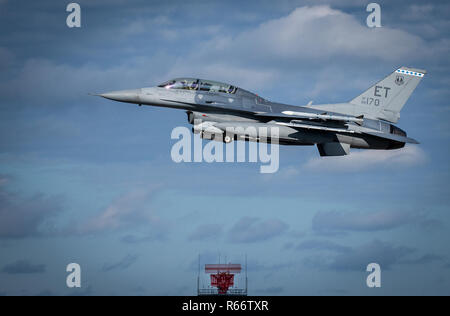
99,89,141,103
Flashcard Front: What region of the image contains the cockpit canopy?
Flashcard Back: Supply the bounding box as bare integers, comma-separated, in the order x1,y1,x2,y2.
158,78,237,94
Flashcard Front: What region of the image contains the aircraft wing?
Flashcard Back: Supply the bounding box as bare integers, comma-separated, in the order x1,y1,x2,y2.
259,111,418,144
362,131,419,144
275,121,354,133
278,121,418,144
255,111,364,125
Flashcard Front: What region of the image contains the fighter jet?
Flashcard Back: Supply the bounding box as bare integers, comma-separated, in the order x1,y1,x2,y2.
96,67,425,156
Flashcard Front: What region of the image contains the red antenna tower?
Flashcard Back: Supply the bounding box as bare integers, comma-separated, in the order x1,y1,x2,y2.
207,264,241,294
197,257,247,296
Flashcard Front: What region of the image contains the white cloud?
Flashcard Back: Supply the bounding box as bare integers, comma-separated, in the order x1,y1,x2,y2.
160,5,433,96
301,239,418,271
0,5,437,105
188,223,223,241
80,187,166,234
119,16,171,37
1,260,46,274
329,240,415,271
102,254,139,272
297,239,351,253
0,53,174,105
194,6,426,65
0,183,63,238
302,145,426,173
227,217,288,243
165,63,277,92
312,209,429,234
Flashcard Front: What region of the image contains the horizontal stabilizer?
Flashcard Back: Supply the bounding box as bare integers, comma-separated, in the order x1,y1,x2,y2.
317,142,350,156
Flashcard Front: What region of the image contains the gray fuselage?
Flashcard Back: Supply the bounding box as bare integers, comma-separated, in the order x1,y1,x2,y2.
100,82,407,151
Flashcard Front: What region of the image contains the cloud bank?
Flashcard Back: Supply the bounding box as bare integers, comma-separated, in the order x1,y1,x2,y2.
303,145,426,173
1,260,46,274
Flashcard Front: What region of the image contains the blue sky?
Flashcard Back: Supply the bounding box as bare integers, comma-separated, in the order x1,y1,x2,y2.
0,0,449,295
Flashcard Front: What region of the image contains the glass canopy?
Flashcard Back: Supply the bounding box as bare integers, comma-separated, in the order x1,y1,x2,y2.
158,78,237,94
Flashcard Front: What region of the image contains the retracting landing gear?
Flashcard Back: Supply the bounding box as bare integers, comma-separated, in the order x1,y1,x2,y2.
223,134,233,144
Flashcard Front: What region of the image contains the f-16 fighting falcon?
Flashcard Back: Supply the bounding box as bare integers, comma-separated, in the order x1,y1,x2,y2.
96,67,425,156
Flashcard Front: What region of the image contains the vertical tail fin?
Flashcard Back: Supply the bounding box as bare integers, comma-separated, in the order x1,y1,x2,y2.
350,67,426,123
